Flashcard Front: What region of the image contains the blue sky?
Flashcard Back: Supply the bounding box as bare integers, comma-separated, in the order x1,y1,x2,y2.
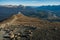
0,0,60,6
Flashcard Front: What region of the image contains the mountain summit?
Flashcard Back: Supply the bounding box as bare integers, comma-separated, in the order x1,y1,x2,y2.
0,12,44,28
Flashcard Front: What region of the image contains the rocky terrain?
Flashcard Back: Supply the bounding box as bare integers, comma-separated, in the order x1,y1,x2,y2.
0,12,60,40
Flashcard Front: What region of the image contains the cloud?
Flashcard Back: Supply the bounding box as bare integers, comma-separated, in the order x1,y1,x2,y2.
0,0,60,6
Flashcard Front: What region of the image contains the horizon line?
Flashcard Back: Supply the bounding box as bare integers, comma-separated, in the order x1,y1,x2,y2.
0,4,60,6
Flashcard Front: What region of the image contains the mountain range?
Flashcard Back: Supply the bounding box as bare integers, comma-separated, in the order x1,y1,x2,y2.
0,5,60,22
